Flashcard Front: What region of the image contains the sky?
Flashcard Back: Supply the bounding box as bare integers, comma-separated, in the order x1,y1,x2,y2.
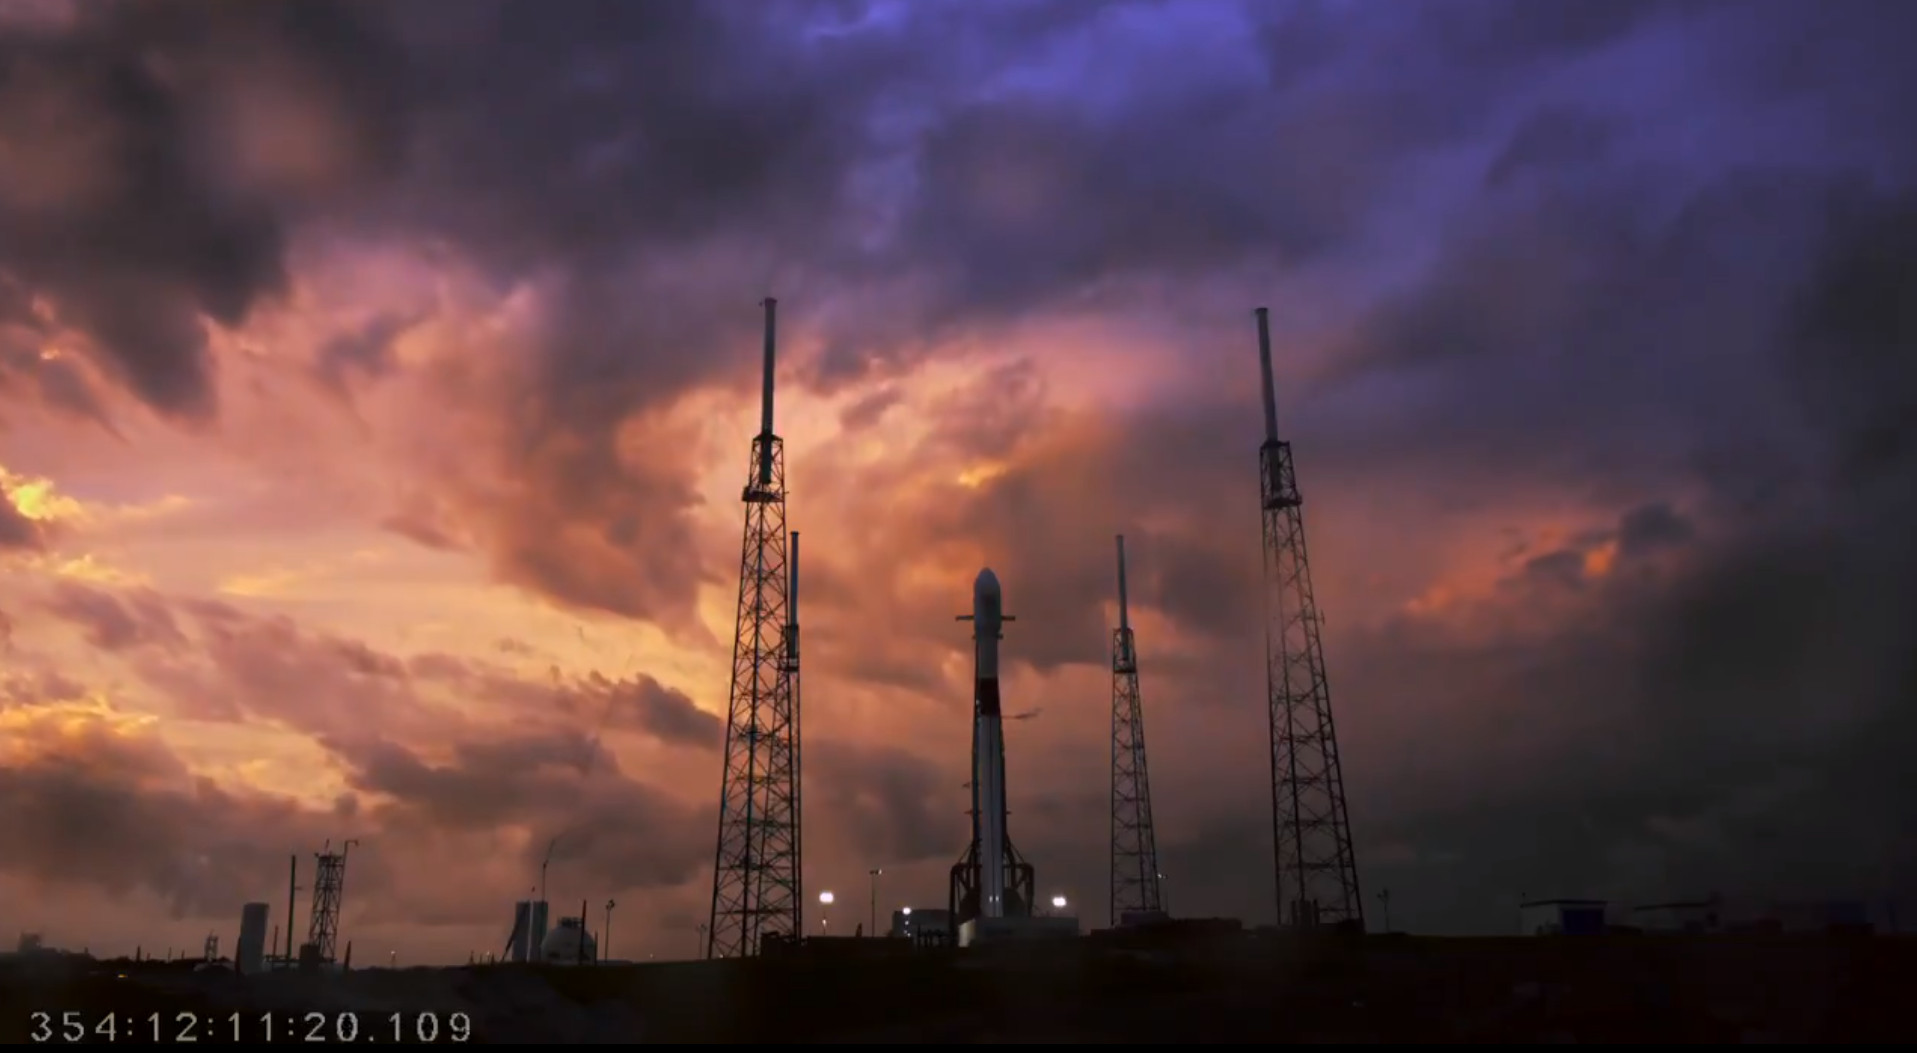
0,0,1913,964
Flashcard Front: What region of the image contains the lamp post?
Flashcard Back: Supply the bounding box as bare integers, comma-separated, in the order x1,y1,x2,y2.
1050,894,1068,917
1376,888,1392,933
819,890,835,935
695,922,707,960
604,899,616,962
868,868,883,937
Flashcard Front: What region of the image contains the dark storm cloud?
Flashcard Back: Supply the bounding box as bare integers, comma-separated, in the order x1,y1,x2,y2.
0,2,318,419
1417,0,1694,68
1483,105,1615,190
809,738,959,865
313,311,414,398
0,295,110,423
40,581,188,652
0,0,1686,625
1617,502,1694,558
869,0,1680,349
12,584,715,913
337,718,711,896
1333,182,1917,921
592,673,724,748
412,654,723,750
1114,2,1917,930
10,0,1917,936
0,705,340,918
1790,188,1917,486
528,780,713,892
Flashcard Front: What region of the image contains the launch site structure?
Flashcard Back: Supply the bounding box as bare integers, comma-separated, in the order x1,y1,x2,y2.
1253,307,1363,930
950,568,1036,926
304,839,358,964
1109,535,1166,925
705,298,803,959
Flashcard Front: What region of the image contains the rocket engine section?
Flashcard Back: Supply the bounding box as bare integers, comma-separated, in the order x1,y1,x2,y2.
950,568,1037,927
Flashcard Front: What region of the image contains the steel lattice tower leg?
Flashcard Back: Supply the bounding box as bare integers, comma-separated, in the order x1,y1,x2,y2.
1252,308,1362,931
706,300,802,958
1109,535,1165,926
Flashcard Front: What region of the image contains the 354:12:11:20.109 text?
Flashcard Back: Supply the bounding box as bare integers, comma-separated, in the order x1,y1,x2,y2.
29,1009,473,1042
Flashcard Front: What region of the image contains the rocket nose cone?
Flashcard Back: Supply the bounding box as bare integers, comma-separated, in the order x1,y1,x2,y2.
974,567,1001,600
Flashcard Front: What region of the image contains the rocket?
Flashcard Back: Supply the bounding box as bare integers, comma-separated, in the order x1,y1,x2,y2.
970,568,1010,919
950,567,1035,924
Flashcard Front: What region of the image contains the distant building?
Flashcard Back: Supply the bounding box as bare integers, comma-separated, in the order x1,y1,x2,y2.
1518,898,1610,935
237,903,270,974
507,901,551,963
540,916,597,964
890,907,952,947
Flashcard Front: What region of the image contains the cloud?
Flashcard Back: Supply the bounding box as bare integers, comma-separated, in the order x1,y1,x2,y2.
1329,201,1917,919
1,0,1673,627
0,698,337,919
40,581,188,652
1,0,1914,949
0,489,44,551
410,652,723,751
11,583,719,929
808,738,961,866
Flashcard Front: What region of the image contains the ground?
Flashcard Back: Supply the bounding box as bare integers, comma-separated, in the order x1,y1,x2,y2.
2,931,1912,1043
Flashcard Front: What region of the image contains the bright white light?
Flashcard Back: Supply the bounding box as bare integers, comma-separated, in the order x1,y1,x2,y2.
1051,895,1068,909
819,890,835,905
901,906,912,915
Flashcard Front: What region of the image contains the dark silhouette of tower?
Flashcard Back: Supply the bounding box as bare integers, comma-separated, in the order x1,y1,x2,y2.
1252,307,1362,930
1109,534,1165,926
705,299,802,958
304,839,357,963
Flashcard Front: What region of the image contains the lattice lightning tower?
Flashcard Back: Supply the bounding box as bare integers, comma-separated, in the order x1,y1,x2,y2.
1252,307,1363,930
304,838,357,963
705,298,802,959
1109,534,1165,925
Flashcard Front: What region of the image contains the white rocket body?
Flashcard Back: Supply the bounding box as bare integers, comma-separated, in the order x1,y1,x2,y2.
971,568,1008,919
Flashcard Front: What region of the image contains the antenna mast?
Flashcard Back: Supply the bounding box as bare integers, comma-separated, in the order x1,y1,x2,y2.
705,298,803,958
1253,307,1362,930
1109,534,1166,925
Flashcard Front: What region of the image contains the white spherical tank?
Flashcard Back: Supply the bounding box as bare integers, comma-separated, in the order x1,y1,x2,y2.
538,917,597,964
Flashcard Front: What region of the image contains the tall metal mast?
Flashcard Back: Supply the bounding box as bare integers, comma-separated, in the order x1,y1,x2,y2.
1253,307,1362,930
705,299,803,958
1109,534,1165,926
304,838,357,964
